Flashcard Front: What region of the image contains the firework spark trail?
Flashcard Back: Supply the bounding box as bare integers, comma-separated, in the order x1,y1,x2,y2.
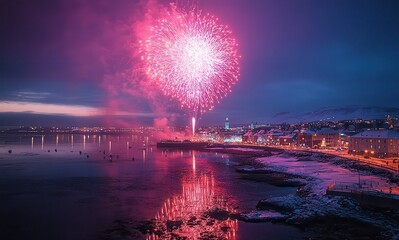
140,6,240,115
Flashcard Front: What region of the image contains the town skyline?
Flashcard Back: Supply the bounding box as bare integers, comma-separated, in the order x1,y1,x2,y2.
1,104,398,128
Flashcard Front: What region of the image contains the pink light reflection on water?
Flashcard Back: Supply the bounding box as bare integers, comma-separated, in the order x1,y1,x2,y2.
147,173,238,240
192,150,196,173
0,133,309,239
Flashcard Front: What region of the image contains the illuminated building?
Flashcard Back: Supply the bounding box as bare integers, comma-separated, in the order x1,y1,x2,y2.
312,128,340,148
297,130,316,148
277,134,296,146
349,130,399,158
296,129,340,148
225,117,230,130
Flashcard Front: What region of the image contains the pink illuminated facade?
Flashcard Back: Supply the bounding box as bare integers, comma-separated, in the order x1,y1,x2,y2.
348,130,399,158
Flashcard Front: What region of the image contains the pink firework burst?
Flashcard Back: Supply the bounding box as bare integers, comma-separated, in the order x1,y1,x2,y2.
140,7,240,114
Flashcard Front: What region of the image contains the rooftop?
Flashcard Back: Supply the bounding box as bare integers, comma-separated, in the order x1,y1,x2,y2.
351,130,399,139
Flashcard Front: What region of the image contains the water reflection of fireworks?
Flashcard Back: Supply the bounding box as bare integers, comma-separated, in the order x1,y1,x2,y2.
147,174,238,239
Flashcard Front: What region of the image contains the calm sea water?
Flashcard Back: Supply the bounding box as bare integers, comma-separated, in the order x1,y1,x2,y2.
0,134,306,240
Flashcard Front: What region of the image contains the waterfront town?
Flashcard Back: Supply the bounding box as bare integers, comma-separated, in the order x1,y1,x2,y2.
4,114,399,170
2,115,399,239
204,116,399,154
198,116,399,172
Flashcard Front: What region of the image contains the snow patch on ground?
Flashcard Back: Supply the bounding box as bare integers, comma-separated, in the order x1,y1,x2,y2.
242,210,287,222
244,152,399,238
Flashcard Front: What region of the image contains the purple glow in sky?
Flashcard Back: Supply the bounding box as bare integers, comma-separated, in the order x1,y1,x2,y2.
0,0,398,126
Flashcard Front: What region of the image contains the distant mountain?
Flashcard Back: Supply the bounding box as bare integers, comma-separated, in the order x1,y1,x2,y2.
270,106,399,123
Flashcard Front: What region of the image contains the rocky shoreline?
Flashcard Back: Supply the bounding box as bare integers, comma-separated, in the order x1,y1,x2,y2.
206,146,399,240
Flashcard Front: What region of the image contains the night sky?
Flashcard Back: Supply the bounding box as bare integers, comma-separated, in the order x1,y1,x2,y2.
1,0,398,127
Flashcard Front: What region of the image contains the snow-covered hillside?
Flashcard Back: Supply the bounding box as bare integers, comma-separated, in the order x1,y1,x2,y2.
270,106,399,123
